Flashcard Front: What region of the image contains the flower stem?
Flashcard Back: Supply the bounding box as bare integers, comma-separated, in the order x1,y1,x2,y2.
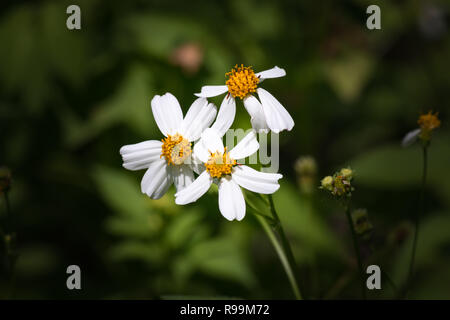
344,204,366,299
406,144,428,295
2,190,16,298
4,191,10,215
368,244,400,297
264,194,303,299
246,201,276,225
255,214,302,300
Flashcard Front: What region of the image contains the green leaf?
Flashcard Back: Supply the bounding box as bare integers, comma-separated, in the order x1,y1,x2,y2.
64,66,155,147
389,212,450,290
274,181,344,260
350,134,450,205
164,210,207,249
324,51,375,104
108,241,165,265
188,224,256,289
92,165,154,219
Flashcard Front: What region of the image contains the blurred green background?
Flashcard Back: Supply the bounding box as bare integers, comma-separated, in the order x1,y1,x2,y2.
0,0,449,299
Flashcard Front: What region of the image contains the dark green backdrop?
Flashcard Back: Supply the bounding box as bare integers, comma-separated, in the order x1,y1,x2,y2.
0,0,449,299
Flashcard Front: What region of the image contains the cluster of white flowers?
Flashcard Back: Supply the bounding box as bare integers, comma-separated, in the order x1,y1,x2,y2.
120,65,294,221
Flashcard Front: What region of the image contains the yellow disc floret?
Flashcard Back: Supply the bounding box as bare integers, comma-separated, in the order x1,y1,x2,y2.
418,111,441,142
225,64,259,99
205,148,237,178
160,133,192,165
418,111,441,131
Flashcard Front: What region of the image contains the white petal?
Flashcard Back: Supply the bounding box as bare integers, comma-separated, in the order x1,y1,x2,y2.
188,142,206,173
141,159,172,199
192,128,225,163
120,140,162,171
232,165,282,194
172,164,195,192
175,171,213,205
151,93,184,136
257,88,294,133
218,177,246,221
195,85,228,98
401,128,421,147
256,66,286,80
229,131,259,160
199,128,224,154
189,158,206,175
243,95,269,133
193,140,210,164
179,98,217,141
210,95,236,137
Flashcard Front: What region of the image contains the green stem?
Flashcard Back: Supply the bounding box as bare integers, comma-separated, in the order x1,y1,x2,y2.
267,194,303,299
3,190,16,298
4,191,11,219
382,269,399,296
267,195,298,274
246,202,276,225
344,204,366,299
406,144,428,295
255,214,302,300
255,193,269,206
368,244,399,297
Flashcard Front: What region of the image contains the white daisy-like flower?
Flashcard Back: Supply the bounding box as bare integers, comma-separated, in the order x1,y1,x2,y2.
120,93,217,199
190,93,236,173
401,111,441,147
175,129,283,221
195,64,294,134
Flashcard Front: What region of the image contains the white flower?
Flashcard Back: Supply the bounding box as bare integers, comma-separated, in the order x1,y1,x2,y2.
195,65,294,134
120,93,217,199
175,129,283,221
190,93,237,174
402,111,441,147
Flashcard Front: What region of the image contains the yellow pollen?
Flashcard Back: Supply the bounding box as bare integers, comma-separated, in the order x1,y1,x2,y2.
225,64,259,99
160,133,192,165
418,111,441,132
205,148,237,179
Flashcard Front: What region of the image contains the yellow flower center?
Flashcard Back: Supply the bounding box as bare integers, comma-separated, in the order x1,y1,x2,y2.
418,111,441,141
332,175,352,197
225,64,259,99
418,111,441,131
205,148,237,178
160,133,192,165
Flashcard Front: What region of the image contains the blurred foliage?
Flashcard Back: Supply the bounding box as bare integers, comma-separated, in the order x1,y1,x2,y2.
0,0,449,299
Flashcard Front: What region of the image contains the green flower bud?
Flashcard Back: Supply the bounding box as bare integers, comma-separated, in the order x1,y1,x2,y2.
295,156,317,176
340,168,353,180
295,156,318,195
351,208,373,239
332,175,350,196
321,176,333,190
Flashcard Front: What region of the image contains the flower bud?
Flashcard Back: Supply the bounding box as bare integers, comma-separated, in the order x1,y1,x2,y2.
332,175,351,196
340,168,353,180
320,168,355,198
351,208,373,239
321,176,333,191
295,156,317,176
295,156,318,195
